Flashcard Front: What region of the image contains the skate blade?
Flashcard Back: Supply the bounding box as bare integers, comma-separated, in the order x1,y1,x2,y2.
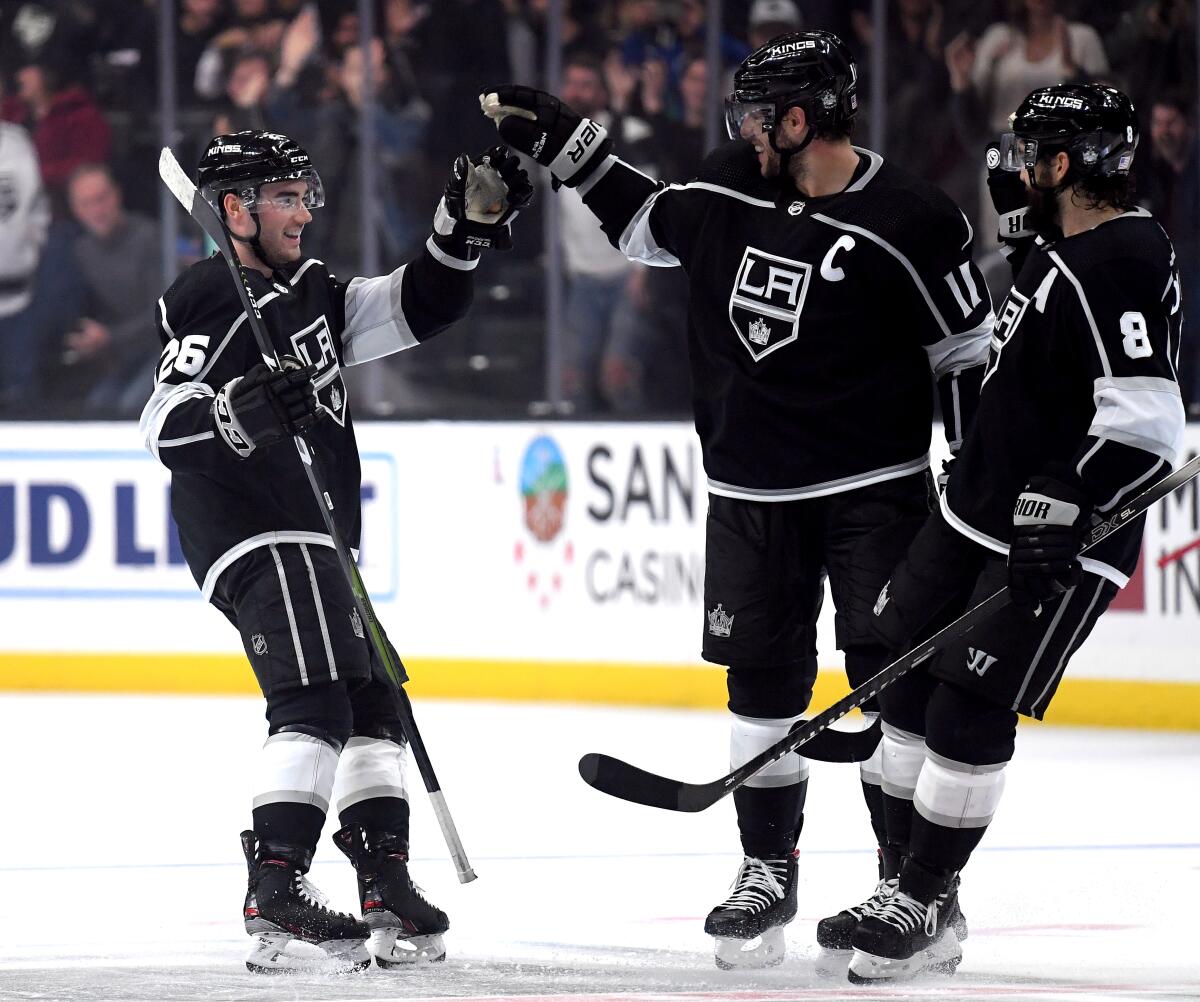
245,932,371,975
813,947,850,979
372,929,447,967
846,930,961,984
713,926,786,971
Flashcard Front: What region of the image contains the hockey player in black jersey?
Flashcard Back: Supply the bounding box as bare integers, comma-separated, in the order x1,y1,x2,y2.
140,131,532,972
482,30,994,969
845,84,1187,984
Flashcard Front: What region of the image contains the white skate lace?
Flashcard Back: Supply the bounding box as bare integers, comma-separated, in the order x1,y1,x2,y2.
293,871,350,917
718,856,787,914
849,876,897,920
874,890,939,936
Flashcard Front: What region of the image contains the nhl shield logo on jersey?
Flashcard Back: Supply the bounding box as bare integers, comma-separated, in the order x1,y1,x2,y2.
251,633,268,656
708,603,734,637
290,314,348,425
728,246,811,361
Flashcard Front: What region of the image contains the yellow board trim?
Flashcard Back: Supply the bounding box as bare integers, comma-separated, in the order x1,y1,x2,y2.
0,653,1197,730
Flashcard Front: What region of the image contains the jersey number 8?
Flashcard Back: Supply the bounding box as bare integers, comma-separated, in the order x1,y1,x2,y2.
157,334,211,382
1119,312,1152,360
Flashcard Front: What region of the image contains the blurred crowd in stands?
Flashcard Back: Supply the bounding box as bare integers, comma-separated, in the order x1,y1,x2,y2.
1,0,1198,419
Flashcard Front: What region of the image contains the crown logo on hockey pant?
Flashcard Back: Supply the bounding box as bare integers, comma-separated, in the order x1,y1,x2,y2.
728,246,811,361
708,603,734,638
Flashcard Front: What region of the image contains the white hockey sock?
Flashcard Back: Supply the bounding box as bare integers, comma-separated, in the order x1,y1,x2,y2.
860,712,883,788
914,751,1007,829
730,712,811,789
333,736,409,816
253,731,340,814
880,722,926,802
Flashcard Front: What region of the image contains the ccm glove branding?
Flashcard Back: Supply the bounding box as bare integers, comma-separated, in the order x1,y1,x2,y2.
213,358,322,458
432,144,534,257
1008,473,1093,607
480,87,612,187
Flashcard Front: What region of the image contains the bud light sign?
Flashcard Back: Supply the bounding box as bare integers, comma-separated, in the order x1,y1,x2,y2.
0,432,395,600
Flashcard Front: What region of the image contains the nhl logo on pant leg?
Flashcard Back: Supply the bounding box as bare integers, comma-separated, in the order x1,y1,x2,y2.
251,633,268,656
350,608,365,638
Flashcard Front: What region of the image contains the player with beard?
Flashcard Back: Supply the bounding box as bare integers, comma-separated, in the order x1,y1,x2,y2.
140,131,531,973
847,84,1185,982
481,30,993,969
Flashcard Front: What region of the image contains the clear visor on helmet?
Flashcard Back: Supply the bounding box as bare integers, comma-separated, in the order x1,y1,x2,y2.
724,96,776,142
997,133,1038,172
238,167,325,211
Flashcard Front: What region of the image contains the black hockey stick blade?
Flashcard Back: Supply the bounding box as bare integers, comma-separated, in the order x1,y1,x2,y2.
158,147,477,883
792,713,882,762
580,453,1200,813
579,753,705,812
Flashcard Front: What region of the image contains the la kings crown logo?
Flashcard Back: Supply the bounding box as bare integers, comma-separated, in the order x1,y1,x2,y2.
728,246,812,361
289,314,348,425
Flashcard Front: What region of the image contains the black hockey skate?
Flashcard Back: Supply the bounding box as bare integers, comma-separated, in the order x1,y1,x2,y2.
333,822,449,966
816,848,901,953
704,852,798,970
240,830,370,974
847,862,963,984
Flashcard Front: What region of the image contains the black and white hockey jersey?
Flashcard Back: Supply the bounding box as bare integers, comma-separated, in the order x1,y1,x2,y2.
140,243,476,598
579,141,994,500
944,209,1186,586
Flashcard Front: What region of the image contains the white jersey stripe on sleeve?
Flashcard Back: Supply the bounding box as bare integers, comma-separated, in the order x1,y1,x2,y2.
618,187,682,267
341,268,421,365
923,311,994,378
1088,375,1185,465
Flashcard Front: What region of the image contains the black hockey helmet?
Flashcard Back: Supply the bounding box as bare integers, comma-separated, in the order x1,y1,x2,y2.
998,84,1139,182
197,130,325,216
725,30,858,151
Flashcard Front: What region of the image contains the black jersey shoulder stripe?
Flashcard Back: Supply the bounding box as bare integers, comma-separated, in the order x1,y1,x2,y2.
157,296,175,341
289,258,324,285
812,212,954,338
1045,249,1112,378
677,181,774,208
844,147,884,191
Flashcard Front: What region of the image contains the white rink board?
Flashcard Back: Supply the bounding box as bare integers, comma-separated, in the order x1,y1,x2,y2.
1,421,1197,682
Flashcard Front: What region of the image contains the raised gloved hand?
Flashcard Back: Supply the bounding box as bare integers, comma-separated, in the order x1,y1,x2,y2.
985,141,1034,246
480,86,612,188
213,357,322,457
432,145,534,256
1008,473,1093,608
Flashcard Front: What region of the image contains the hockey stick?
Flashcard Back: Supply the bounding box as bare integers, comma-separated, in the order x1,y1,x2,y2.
580,453,1200,812
159,148,476,883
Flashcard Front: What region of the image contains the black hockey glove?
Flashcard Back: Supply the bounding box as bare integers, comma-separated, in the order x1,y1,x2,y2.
1008,473,1094,609
480,86,612,188
213,358,322,458
432,145,534,257
985,141,1034,247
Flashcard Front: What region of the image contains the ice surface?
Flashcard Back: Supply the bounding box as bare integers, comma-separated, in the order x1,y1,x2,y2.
0,694,1197,1001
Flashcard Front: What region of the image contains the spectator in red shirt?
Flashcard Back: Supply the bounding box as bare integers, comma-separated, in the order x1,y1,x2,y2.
2,44,112,216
